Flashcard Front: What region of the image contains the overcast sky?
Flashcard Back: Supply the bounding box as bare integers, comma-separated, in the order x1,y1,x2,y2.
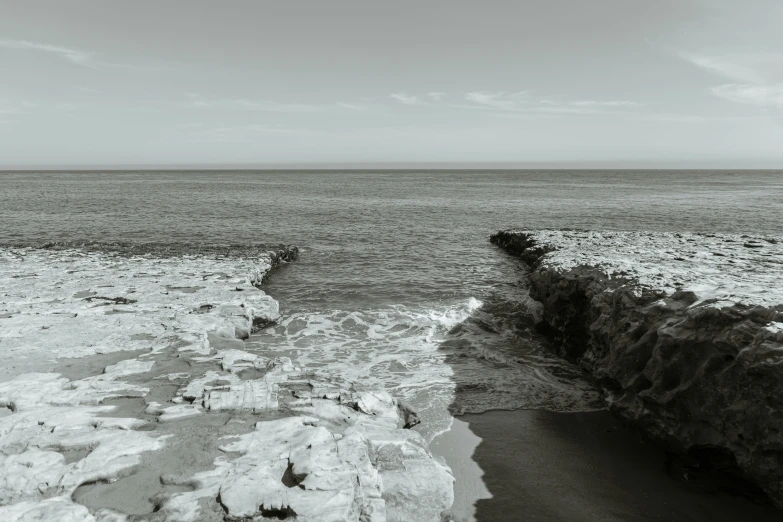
1,0,782,168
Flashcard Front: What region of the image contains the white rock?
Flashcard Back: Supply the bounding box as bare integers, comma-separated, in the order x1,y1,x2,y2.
0,372,167,508
0,248,281,363
204,380,279,412
0,248,454,521
504,230,783,308
0,497,95,522
145,402,204,422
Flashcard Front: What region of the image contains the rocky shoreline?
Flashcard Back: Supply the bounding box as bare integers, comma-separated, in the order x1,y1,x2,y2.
0,246,453,521
491,229,783,508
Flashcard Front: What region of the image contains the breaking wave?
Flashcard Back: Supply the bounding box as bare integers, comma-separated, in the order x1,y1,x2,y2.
248,294,602,441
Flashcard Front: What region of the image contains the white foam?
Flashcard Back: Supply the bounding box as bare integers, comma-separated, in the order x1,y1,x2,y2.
767,322,783,334
250,300,485,440
250,294,602,442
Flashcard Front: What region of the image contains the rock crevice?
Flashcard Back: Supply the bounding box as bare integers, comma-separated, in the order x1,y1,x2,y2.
491,229,783,507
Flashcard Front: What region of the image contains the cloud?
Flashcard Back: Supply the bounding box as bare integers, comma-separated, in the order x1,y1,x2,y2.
178,123,317,143
626,113,709,122
464,92,520,110
679,52,783,84
490,112,561,121
0,99,36,115
567,100,640,107
459,92,640,116
0,105,22,115
680,51,783,121
390,93,422,105
387,90,640,115
184,93,325,113
712,83,783,109
337,102,367,110
0,39,99,68
531,100,640,115
183,94,370,114
73,85,102,94
0,38,149,70
533,106,602,115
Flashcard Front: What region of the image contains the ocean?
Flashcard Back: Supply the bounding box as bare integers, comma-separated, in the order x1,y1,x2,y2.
2,170,782,436
2,170,782,520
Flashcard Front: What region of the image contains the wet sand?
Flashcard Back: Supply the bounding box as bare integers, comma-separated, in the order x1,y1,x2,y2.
455,410,780,522
430,417,492,521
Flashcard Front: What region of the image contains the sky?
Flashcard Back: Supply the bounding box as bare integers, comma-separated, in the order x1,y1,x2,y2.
1,0,782,168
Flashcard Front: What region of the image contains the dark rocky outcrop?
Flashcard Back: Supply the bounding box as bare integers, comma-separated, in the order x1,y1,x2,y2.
491,229,783,507
253,246,299,287
83,295,138,305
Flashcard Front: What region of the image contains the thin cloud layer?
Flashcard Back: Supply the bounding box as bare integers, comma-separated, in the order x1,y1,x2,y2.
1,0,781,166
680,52,783,84
712,84,783,109
185,93,325,113
464,92,523,110
390,93,422,105
396,91,642,116
0,39,98,68
681,51,783,118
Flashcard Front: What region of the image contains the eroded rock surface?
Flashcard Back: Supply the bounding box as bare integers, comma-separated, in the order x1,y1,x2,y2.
0,246,453,521
0,246,296,368
492,229,783,507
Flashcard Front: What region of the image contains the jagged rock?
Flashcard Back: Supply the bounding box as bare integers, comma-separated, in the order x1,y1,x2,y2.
156,399,453,522
83,296,137,305
357,391,396,416
0,245,453,521
0,498,96,522
204,380,279,412
0,247,281,362
397,401,421,429
492,229,783,507
0,371,167,510
146,402,204,422
251,315,277,332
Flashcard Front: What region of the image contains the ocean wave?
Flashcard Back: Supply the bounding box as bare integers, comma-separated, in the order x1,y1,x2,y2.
248,294,602,441
0,240,299,260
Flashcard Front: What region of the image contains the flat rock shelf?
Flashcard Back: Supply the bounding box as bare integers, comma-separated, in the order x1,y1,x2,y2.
0,246,453,522
491,229,783,508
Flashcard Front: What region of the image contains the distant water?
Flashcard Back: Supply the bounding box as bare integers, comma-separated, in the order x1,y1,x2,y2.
2,170,782,438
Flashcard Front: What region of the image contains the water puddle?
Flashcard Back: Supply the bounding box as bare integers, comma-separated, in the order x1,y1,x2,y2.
165,285,204,294
60,448,92,464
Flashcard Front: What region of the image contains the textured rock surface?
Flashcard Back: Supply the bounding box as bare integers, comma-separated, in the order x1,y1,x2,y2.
157,388,453,522
0,246,297,367
0,245,453,521
0,368,165,519
158,350,454,522
492,229,783,507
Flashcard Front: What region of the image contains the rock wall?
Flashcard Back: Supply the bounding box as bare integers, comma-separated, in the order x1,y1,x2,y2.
491,229,783,507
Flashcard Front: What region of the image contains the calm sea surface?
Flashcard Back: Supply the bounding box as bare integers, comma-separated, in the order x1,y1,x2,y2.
2,170,782,438
3,170,781,303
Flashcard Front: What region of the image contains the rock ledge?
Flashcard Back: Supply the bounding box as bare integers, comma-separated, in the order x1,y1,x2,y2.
491,229,783,507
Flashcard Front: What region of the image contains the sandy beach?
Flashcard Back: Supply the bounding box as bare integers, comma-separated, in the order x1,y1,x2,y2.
450,409,780,522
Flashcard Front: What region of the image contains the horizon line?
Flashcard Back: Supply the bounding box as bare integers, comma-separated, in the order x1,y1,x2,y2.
2,161,782,172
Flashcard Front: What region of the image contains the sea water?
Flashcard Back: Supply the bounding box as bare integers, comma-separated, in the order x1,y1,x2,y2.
2,170,781,438
2,170,783,520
